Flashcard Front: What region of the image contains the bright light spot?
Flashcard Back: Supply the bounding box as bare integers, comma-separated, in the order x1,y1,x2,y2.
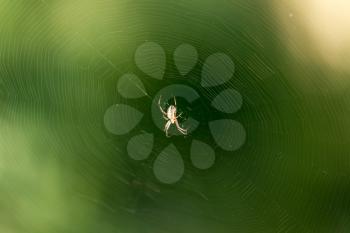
303,0,350,69
281,0,350,72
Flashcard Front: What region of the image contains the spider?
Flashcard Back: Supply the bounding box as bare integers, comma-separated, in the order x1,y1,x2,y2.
158,95,188,137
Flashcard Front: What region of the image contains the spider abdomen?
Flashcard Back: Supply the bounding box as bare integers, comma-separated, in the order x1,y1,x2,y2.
167,105,177,123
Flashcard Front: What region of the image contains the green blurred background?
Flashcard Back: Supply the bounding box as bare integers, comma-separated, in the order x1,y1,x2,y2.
1,0,350,232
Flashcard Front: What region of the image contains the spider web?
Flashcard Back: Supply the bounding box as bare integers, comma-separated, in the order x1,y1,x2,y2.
0,0,349,233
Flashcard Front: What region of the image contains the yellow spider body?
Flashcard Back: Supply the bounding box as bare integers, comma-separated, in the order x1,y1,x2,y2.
158,96,187,137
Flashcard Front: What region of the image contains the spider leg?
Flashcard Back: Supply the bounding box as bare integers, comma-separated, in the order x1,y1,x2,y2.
177,127,187,135
176,112,183,119
164,121,171,137
175,120,187,135
158,95,167,115
164,120,171,131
